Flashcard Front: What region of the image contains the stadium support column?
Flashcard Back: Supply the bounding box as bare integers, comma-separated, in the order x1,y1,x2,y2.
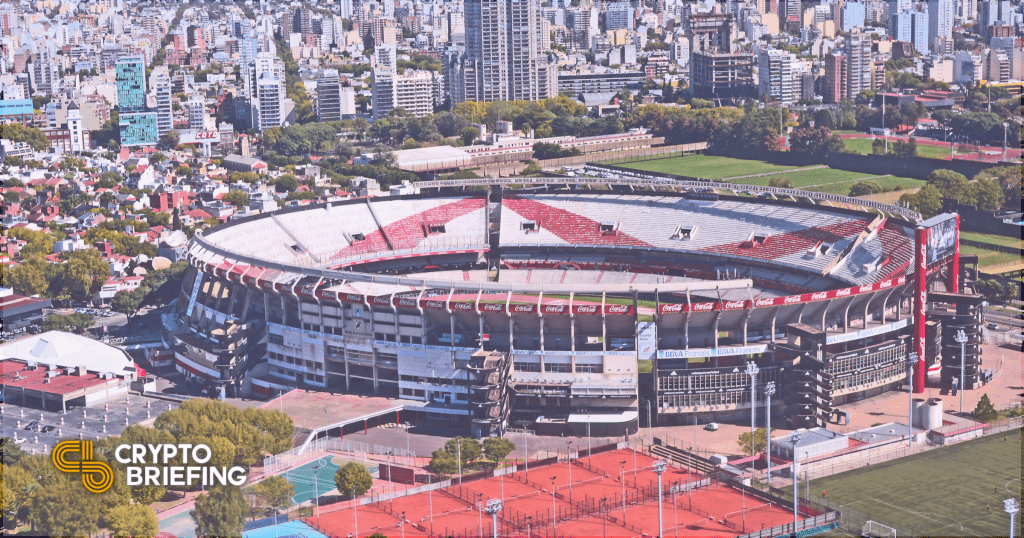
947,215,960,293
913,226,928,393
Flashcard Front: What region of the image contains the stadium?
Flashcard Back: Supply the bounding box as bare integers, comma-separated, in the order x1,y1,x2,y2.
169,164,975,438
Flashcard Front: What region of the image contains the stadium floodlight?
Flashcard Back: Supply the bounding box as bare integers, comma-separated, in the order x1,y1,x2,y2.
764,382,776,485
1006,499,1020,538
486,499,503,538
954,330,968,414
550,476,558,532
906,352,918,449
746,362,760,457
654,460,668,538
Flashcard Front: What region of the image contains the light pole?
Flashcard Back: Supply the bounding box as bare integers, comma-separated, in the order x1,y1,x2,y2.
486,499,502,538
550,476,558,532
790,433,801,533
566,440,573,504
620,461,627,523
906,352,918,449
672,481,678,538
746,362,760,457
400,511,406,538
457,439,463,481
654,460,667,538
1005,498,1020,538
477,493,484,537
1003,122,1009,162
587,416,592,468
351,488,359,538
312,465,321,528
955,329,968,414
601,499,608,538
764,381,775,485
882,93,888,154
524,430,529,480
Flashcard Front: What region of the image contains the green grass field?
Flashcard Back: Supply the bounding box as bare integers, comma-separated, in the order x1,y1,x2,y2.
960,245,1021,269
613,154,800,179
842,138,952,159
617,155,925,196
960,231,1024,250
809,431,1023,537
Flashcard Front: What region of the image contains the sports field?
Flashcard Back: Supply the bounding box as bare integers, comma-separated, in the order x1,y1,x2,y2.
308,448,798,537
809,431,1023,537
283,455,344,504
615,154,800,179
842,138,952,159
616,155,925,195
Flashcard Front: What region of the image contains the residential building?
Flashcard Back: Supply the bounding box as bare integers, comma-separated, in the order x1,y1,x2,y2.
823,53,844,104
844,31,872,99
606,2,635,30
557,71,646,93
372,69,435,119
316,69,342,122
254,78,283,132
841,0,866,30
759,48,799,103
986,47,1010,82
926,0,953,53
448,0,557,103
116,56,148,113
119,112,159,147
153,73,173,136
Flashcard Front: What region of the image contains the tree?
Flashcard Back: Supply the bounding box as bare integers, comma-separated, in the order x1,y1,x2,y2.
334,462,373,499
247,476,294,518
5,254,49,297
789,126,845,158
1,124,49,151
812,109,836,130
899,184,943,219
158,130,180,150
872,138,887,155
28,478,102,537
105,504,159,538
111,288,146,324
482,437,516,464
59,249,114,297
461,126,480,146
849,181,883,197
1,438,28,466
972,393,998,422
40,313,94,333
221,190,249,208
891,137,918,158
428,449,458,476
969,178,1005,210
191,486,247,538
926,170,972,205
444,437,482,468
273,174,299,193
768,177,793,189
737,427,776,456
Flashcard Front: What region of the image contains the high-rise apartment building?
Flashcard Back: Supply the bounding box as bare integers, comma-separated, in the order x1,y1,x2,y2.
447,0,556,104
606,2,635,29
117,56,158,146
372,69,435,119
758,48,799,103
823,53,845,104
254,78,283,132
153,73,173,136
926,0,953,53
892,8,929,54
316,69,343,122
116,56,147,113
844,31,872,98
978,0,1013,40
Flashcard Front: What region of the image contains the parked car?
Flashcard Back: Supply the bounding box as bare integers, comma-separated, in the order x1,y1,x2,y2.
704,422,719,431
13,437,27,445
23,420,39,430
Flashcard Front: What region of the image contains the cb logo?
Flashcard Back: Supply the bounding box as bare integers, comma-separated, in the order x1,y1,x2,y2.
52,440,114,493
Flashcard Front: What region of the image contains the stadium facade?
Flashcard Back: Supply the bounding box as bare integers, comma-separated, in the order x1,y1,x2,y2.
169,167,973,437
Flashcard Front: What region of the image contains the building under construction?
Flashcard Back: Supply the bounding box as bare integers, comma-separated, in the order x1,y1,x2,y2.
690,50,756,100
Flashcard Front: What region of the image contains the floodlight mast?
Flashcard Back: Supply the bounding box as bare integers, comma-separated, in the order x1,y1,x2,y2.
1005,499,1019,538
764,381,776,485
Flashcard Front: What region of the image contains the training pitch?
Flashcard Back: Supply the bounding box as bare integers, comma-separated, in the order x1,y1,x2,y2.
809,430,1023,537
614,155,924,195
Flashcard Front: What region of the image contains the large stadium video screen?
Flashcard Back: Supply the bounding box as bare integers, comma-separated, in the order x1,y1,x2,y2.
926,215,957,265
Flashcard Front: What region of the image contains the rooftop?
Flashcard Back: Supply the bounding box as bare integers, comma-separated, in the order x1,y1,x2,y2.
0,359,120,396
0,331,135,375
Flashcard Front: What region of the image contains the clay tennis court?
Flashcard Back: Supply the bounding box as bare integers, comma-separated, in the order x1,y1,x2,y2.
306,447,805,537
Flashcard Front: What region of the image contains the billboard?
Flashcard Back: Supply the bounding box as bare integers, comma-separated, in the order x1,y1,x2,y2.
637,322,657,362
923,214,958,266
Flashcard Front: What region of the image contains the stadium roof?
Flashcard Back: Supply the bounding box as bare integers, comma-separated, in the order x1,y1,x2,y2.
0,331,135,375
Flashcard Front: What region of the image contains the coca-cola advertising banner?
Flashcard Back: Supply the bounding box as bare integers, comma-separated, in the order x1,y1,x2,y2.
656,275,907,314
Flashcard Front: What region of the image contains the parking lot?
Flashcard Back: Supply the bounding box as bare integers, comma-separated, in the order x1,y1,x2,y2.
0,394,180,454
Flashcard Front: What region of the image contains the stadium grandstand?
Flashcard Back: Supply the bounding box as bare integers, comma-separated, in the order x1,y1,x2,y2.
169,165,978,438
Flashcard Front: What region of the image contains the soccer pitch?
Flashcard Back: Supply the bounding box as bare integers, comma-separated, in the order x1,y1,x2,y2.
809,430,1023,537
614,155,924,195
